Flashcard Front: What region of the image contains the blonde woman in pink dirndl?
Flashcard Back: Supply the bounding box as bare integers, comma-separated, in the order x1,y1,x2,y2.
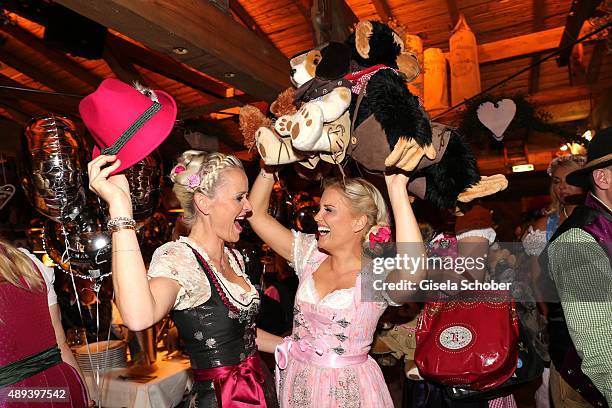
249,169,426,407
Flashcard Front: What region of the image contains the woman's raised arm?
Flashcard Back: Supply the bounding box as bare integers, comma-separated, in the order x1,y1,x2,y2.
88,155,179,330
384,173,426,303
248,168,294,262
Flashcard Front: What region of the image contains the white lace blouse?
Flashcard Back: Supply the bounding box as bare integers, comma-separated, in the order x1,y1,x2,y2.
147,236,258,311
290,230,399,308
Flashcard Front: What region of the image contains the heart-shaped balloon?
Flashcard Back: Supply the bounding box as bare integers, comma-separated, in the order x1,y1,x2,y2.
476,99,517,141
0,184,15,210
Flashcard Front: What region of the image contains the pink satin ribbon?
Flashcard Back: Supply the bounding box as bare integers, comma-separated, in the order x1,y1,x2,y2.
192,355,267,408
275,337,368,369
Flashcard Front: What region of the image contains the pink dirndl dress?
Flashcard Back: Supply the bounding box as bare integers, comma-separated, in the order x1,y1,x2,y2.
275,231,394,408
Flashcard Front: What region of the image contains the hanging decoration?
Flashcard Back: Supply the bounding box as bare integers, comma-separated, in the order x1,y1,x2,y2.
423,48,449,113
21,114,86,223
124,153,163,221
42,207,112,281
449,14,481,106
476,99,517,141
459,94,583,145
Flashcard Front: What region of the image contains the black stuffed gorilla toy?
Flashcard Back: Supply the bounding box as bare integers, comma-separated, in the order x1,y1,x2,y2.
345,21,486,209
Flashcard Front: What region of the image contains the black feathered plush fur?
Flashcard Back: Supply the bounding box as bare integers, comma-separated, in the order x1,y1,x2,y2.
419,131,480,209
351,69,432,148
346,21,480,208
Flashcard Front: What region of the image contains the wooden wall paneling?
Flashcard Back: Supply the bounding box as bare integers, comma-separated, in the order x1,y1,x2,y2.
55,0,291,101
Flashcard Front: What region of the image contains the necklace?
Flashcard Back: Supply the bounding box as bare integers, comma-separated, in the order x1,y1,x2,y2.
562,206,569,218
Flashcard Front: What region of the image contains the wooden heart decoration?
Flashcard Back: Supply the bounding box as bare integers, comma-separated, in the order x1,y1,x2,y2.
476,99,516,141
0,184,15,210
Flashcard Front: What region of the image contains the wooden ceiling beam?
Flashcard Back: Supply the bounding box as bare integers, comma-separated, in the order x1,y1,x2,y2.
0,74,80,117
106,34,231,99
228,0,276,47
557,0,603,66
445,0,459,28
102,41,146,85
0,43,81,94
443,26,571,65
544,99,591,123
372,0,393,23
179,98,244,120
587,41,606,84
0,100,31,124
528,0,546,94
528,79,612,106
477,26,565,64
311,0,358,45
0,23,101,90
290,0,317,46
54,0,290,101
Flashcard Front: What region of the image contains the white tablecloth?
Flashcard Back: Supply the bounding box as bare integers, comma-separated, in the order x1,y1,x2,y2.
84,356,192,408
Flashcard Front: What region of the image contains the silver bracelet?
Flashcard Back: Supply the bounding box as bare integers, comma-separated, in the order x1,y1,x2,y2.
107,216,136,233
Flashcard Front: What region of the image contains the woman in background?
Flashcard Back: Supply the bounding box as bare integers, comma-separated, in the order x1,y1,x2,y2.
0,240,89,407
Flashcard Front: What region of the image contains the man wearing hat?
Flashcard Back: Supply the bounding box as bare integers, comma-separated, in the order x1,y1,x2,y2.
540,127,612,406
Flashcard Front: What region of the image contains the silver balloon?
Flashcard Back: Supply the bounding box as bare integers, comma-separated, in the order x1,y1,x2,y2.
22,114,86,222
125,154,162,221
43,208,112,279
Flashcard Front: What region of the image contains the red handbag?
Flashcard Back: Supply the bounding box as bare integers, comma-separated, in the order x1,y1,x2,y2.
415,290,519,390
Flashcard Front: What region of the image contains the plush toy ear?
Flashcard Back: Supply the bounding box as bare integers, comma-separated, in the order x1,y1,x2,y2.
355,21,373,59
397,52,420,83
316,42,352,79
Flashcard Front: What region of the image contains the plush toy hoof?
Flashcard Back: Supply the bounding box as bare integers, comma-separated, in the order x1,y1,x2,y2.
256,127,302,165
275,103,325,151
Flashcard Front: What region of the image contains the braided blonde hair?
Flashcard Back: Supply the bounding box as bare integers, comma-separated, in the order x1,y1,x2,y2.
323,178,390,254
170,150,244,226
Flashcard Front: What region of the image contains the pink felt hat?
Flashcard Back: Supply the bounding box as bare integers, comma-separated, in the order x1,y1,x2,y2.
79,78,177,174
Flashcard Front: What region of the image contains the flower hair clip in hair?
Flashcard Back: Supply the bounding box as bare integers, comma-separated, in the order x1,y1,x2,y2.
546,154,587,176
174,165,186,174
368,224,392,249
186,174,201,191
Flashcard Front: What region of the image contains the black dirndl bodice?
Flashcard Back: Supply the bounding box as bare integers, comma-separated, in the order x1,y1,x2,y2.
171,244,277,407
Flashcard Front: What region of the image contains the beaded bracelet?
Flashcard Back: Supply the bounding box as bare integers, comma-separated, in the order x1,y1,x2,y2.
107,216,136,233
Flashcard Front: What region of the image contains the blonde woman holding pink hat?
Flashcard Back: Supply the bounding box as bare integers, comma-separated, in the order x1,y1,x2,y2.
85,79,279,407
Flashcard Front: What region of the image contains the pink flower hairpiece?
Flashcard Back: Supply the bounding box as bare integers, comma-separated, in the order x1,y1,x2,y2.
174,165,186,174
187,174,201,190
369,225,391,249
